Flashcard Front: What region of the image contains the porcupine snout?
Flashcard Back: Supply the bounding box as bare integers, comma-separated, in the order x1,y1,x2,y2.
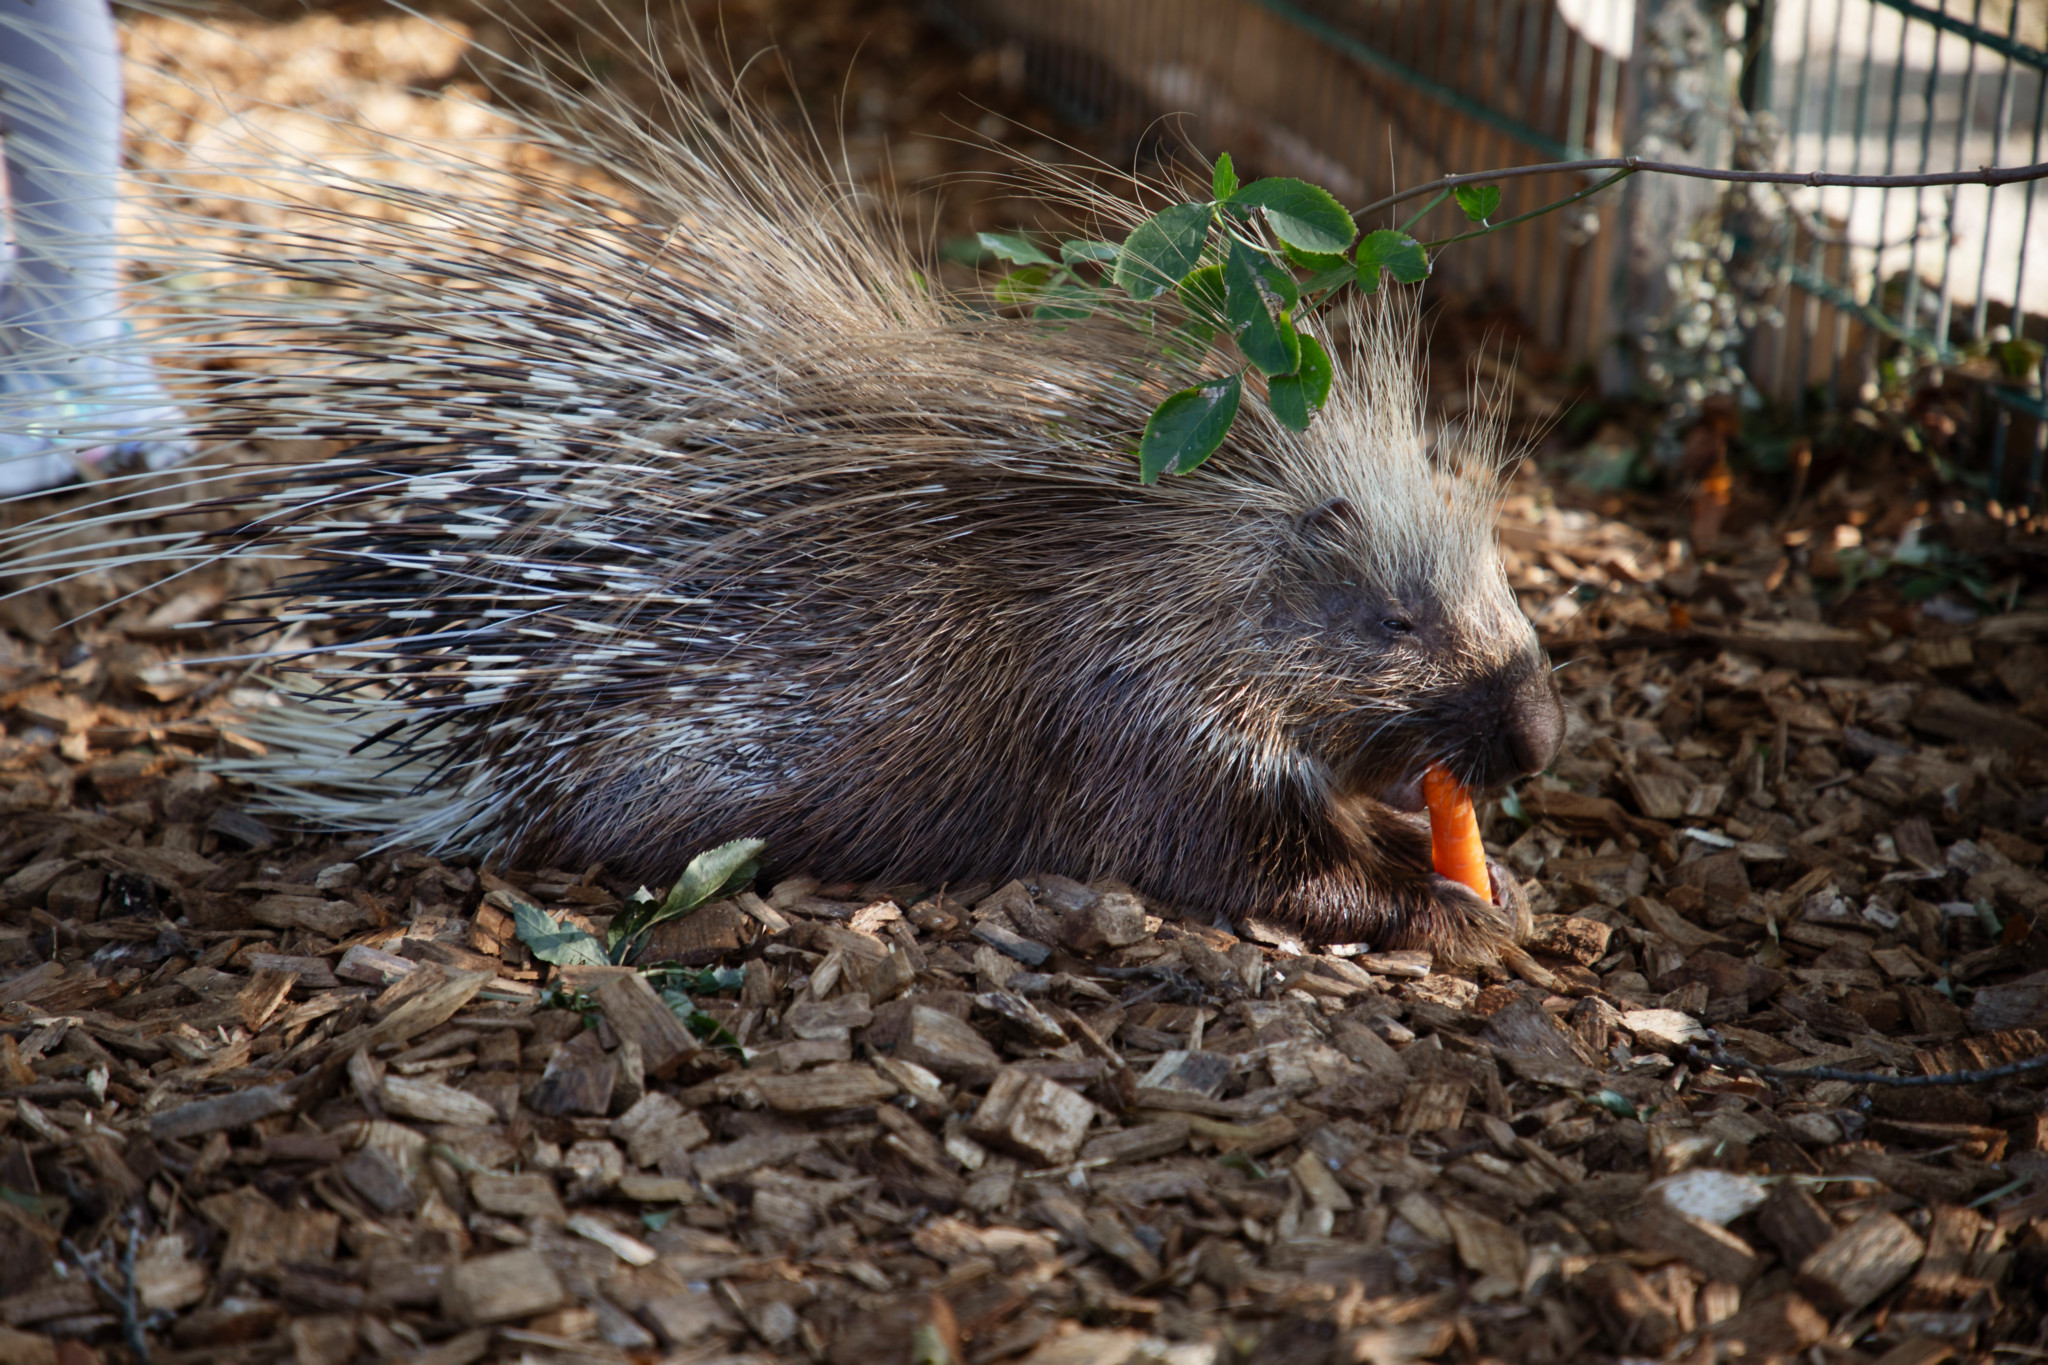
1442,660,1565,790
1500,667,1566,779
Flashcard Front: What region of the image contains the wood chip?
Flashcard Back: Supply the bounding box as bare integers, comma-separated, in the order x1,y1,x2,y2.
380,1074,497,1125
149,1085,295,1141
752,1062,897,1114
566,1213,657,1265
966,1068,1098,1166
471,1172,566,1222
1394,1079,1469,1134
441,1248,566,1325
890,1003,1002,1079
593,971,699,1078
1798,1211,1927,1312
530,1030,617,1116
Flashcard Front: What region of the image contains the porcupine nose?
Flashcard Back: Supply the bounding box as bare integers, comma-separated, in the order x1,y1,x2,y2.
1502,669,1565,777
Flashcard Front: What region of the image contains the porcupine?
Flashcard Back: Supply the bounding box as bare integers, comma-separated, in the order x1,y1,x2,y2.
1,14,1565,964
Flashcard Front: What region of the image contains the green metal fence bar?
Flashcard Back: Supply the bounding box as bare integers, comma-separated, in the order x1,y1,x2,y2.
1968,0,2024,340
1242,0,1574,161
1785,257,1955,361
1870,0,2048,72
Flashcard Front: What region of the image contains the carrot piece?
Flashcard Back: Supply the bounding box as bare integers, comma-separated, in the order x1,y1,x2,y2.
1422,765,1491,901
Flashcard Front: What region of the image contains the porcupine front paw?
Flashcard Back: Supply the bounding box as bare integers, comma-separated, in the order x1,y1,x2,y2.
1372,853,1529,967
1286,856,1527,966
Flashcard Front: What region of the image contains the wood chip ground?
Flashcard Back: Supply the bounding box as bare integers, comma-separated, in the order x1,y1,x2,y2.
3,4,2048,1364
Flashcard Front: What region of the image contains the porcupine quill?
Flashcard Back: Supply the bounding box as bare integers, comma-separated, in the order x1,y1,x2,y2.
0,6,1565,964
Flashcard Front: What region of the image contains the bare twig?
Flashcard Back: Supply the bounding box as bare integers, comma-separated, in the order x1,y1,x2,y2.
61,1223,152,1365
1355,157,2048,222
1687,1032,2048,1089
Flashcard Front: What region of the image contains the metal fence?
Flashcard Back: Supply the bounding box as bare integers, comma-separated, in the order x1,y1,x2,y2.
929,0,2048,505
926,0,1634,360
1753,0,2048,503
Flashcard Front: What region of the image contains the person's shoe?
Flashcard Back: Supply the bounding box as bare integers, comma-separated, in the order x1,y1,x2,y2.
0,354,192,495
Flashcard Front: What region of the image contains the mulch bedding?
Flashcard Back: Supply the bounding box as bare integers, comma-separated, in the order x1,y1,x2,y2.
4,5,2048,1365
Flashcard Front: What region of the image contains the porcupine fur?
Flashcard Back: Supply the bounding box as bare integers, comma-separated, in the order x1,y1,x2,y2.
1,10,1566,962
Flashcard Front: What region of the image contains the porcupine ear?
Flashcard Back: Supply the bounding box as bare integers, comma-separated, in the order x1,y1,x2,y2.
1293,498,1359,538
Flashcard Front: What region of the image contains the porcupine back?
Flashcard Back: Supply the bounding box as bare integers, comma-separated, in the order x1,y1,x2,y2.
2,11,1555,959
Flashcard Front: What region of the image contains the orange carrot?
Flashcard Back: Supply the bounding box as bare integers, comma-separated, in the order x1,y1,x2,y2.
1422,765,1491,901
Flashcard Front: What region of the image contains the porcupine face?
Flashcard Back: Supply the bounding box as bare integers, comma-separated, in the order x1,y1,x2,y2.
1259,464,1565,816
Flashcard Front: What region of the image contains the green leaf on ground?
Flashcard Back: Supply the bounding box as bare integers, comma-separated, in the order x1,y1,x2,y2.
1588,1089,1640,1120
993,265,1051,307
1281,242,1347,273
1177,263,1227,328
509,894,609,968
1059,238,1121,267
1032,281,1098,321
606,837,765,962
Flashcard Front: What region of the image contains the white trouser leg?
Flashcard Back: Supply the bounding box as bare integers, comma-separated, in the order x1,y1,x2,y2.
0,0,187,495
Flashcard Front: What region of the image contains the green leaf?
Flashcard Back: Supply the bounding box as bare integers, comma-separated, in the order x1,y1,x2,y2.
1267,332,1333,431
1211,152,1239,202
1281,242,1347,272
978,231,1056,267
1588,1089,1640,1120
1996,335,2047,379
645,964,748,994
1059,238,1121,268
606,837,765,963
1032,281,1098,321
1453,183,1502,224
1139,373,1242,483
687,1007,746,1051
1232,177,1357,254
1356,229,1430,291
1216,1151,1268,1180
0,1185,67,1224
909,1322,957,1365
1256,255,1300,312
1299,263,1355,298
993,265,1050,307
1114,202,1211,301
1176,263,1227,328
509,893,609,969
666,837,764,911
1224,239,1301,378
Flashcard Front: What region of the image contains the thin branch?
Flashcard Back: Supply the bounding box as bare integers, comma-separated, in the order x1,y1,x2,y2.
1423,169,1635,249
61,1226,152,1365
1355,157,2048,222
1687,1035,2048,1089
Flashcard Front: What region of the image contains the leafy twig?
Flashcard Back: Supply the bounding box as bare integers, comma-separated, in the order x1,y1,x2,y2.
1422,169,1636,249
990,147,2048,481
